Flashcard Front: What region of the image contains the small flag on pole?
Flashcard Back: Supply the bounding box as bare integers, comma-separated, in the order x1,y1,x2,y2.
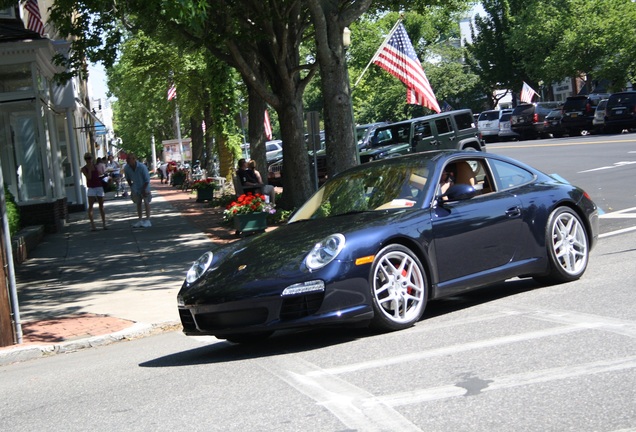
264,109,272,140
520,82,539,103
372,22,440,113
25,0,45,36
167,84,177,101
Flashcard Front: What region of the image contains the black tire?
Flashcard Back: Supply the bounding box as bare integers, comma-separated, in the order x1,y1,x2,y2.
534,207,589,285
369,244,427,331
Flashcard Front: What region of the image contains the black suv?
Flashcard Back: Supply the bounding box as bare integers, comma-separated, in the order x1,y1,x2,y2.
604,91,636,133
359,109,484,163
510,102,560,139
561,94,610,136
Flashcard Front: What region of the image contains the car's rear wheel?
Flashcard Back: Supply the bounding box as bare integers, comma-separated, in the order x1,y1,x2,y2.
535,207,589,284
369,244,427,331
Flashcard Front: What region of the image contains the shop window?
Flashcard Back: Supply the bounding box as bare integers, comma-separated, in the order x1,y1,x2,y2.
0,63,33,93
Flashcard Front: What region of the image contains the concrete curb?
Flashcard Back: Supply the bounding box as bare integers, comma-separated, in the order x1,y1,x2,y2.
0,321,181,366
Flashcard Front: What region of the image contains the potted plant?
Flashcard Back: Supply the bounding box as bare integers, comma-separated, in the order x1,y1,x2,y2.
171,169,187,187
191,178,216,202
223,192,276,235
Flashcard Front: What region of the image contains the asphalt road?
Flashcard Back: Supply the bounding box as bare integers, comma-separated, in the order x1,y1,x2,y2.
488,131,636,235
1,134,635,431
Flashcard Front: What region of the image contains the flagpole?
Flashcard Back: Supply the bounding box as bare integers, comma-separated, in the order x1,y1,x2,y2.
352,16,404,90
174,102,184,163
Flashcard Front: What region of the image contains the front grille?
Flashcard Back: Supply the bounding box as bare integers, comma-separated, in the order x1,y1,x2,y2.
179,308,197,332
280,292,324,320
194,308,268,331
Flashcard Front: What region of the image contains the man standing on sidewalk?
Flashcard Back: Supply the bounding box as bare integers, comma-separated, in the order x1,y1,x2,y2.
124,152,152,228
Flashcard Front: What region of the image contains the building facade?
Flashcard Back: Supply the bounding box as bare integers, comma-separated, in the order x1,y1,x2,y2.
0,2,106,232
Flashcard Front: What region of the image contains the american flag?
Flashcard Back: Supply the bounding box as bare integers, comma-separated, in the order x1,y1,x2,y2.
520,82,538,103
264,109,272,140
373,22,440,113
440,101,454,112
25,0,45,36
167,84,177,101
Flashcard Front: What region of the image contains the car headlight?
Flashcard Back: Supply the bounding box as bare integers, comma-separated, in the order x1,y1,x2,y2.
186,251,214,284
305,234,345,271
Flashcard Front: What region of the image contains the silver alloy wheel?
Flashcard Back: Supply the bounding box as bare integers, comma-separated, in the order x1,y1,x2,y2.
550,210,588,276
372,247,426,326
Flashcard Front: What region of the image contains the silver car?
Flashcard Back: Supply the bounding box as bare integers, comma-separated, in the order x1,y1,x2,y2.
592,99,608,133
478,109,512,143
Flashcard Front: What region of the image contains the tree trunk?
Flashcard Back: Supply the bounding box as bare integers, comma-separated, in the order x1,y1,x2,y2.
189,116,204,164
247,86,268,183
307,0,372,179
278,94,314,208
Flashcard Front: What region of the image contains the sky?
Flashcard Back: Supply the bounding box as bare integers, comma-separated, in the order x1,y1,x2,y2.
87,62,111,101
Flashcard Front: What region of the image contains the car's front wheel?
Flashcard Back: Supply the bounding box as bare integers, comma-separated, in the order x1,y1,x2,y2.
535,207,589,284
369,244,427,331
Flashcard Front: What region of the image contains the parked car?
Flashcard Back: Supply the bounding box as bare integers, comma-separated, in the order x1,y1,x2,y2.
178,150,598,343
498,112,520,141
543,109,567,138
360,109,484,163
604,91,636,133
561,94,610,136
592,99,609,133
265,140,283,160
510,102,561,139
357,122,389,150
478,109,511,142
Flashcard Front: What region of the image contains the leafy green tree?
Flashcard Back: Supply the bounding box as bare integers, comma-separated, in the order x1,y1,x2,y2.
465,0,528,109
511,0,636,92
106,33,175,160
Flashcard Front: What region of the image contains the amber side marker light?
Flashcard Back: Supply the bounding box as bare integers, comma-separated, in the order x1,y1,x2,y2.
355,255,375,266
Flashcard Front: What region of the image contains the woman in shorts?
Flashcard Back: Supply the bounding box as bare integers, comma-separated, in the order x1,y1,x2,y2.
81,152,107,231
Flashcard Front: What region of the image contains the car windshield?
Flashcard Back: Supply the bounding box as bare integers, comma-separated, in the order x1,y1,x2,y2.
290,159,431,222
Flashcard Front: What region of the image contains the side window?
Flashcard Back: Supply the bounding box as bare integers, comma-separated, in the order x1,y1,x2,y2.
375,129,392,144
435,117,452,135
454,112,475,130
413,121,433,139
489,159,534,190
438,158,494,197
397,125,411,141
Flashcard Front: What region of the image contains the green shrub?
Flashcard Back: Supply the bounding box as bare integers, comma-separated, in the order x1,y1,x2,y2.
4,184,20,236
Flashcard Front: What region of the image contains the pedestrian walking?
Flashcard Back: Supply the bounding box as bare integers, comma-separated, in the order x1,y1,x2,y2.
123,152,152,228
81,152,107,231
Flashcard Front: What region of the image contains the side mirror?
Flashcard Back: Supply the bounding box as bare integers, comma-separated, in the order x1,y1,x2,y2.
443,184,477,202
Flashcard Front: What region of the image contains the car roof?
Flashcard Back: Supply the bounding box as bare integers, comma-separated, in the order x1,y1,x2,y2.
379,109,473,127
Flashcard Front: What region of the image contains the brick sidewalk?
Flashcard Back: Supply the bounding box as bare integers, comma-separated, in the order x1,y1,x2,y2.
3,178,238,349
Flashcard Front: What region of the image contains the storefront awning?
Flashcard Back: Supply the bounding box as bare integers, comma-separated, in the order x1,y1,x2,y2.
94,120,107,136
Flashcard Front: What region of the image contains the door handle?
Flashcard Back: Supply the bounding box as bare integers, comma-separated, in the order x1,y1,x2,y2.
505,206,521,218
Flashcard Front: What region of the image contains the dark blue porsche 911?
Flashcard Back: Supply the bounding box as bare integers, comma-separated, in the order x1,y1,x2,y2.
177,150,598,343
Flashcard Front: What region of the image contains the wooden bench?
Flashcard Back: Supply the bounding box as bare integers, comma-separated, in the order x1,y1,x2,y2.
232,174,261,196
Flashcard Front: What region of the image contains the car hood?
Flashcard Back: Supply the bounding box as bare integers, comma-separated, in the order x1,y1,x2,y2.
180,209,424,302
